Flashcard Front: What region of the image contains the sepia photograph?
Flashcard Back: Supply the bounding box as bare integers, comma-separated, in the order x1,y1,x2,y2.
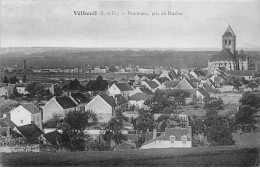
0,0,260,167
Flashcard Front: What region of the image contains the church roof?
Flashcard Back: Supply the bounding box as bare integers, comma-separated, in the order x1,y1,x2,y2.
209,49,238,62
223,25,236,37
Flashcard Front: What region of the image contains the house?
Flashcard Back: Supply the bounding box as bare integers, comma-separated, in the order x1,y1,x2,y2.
159,70,180,81
128,93,152,109
138,66,154,74
141,81,159,92
196,87,210,102
0,117,17,136
9,103,43,130
152,77,170,86
69,92,91,111
164,81,180,90
0,86,13,98
108,83,134,98
42,96,77,122
175,78,196,90
129,86,153,96
16,83,29,95
0,117,17,129
140,127,192,149
13,124,43,142
114,94,128,110
85,94,118,123
226,70,255,81
190,69,207,80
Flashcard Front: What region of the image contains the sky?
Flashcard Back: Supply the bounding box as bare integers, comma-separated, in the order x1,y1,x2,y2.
1,0,260,49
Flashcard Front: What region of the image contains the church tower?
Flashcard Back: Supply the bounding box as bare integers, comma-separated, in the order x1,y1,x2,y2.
222,25,236,54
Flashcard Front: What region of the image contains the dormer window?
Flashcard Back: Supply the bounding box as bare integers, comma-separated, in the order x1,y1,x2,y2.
182,135,187,144
170,135,175,143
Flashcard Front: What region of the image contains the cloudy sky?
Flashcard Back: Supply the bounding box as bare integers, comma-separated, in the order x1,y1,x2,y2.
1,0,260,49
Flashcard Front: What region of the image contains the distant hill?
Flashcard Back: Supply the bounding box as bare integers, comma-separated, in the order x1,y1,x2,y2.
0,47,260,69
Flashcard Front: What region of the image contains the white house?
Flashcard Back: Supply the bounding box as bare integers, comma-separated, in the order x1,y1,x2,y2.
42,96,78,122
0,86,13,98
140,127,192,149
9,103,42,130
85,94,118,123
16,83,29,95
108,83,134,98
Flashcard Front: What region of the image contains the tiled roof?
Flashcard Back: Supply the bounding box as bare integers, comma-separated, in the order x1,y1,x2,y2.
114,94,128,105
16,124,43,140
145,81,159,89
209,49,237,62
139,87,153,95
0,117,16,129
218,74,230,82
226,70,255,77
100,94,117,107
115,83,133,91
197,87,210,98
129,93,151,101
70,92,90,104
202,83,216,92
164,81,179,88
193,69,206,76
21,103,41,114
55,96,77,109
43,130,63,146
223,25,236,37
155,77,170,84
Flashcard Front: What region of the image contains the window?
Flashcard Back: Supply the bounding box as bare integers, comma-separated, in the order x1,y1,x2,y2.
182,136,187,144
229,39,231,45
37,116,39,122
21,120,23,123
170,135,175,143
225,40,227,45
33,117,35,122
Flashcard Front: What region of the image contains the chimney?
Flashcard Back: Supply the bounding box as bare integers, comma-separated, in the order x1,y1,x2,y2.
153,128,157,139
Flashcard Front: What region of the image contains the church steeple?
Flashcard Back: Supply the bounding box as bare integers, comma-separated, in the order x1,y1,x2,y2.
222,25,236,54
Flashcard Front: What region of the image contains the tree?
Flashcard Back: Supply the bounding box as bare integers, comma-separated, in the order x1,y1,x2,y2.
203,114,235,146
57,110,97,151
22,75,27,83
248,82,259,91
9,76,19,84
43,114,63,129
203,97,224,111
3,76,9,83
135,109,154,132
235,105,256,132
239,92,260,109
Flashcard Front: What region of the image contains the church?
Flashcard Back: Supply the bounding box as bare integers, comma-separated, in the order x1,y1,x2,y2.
208,25,250,73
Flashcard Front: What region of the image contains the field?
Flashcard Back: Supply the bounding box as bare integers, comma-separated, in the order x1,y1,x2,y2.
1,47,260,69
0,145,259,167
